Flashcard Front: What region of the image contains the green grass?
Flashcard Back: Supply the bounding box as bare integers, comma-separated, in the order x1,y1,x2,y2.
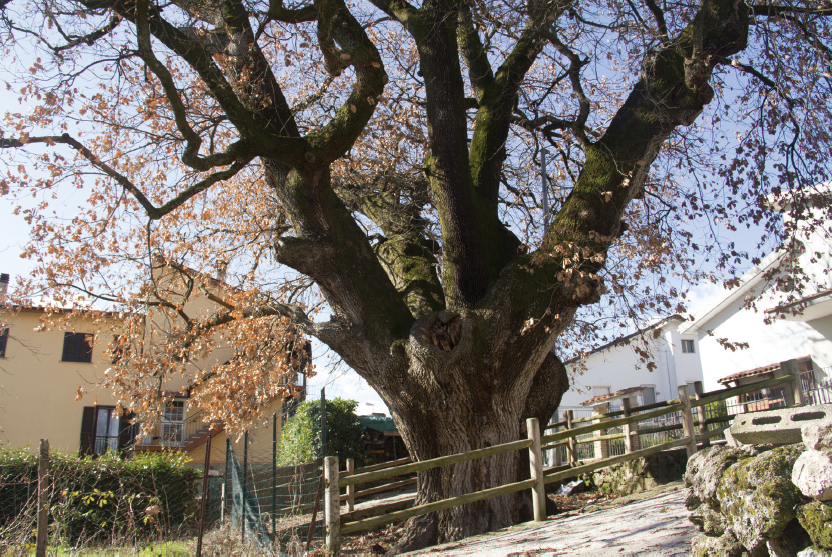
38,540,193,556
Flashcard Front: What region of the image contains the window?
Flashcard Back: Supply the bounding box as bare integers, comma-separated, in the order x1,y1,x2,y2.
681,339,695,354
62,332,93,363
95,407,121,454
162,401,185,446
79,406,133,456
0,328,7,358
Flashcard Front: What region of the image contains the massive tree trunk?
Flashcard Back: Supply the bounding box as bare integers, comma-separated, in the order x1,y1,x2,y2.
381,337,570,548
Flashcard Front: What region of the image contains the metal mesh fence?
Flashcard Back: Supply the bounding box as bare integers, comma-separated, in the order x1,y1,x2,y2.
220,429,325,553
0,446,201,554
0,391,327,555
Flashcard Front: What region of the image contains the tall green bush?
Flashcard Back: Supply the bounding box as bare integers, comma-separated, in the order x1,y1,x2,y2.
0,447,200,546
276,398,366,467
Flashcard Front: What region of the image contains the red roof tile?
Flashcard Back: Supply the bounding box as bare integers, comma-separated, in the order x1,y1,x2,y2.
580,386,648,406
716,355,811,385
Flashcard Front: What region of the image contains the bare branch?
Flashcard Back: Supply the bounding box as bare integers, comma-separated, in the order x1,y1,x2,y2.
268,0,317,23
0,134,249,220
540,29,592,147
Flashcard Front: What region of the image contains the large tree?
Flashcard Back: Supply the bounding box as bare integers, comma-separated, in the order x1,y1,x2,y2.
1,0,831,548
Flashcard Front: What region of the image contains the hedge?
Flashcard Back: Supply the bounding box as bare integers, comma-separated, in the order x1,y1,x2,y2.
276,398,366,467
0,447,200,546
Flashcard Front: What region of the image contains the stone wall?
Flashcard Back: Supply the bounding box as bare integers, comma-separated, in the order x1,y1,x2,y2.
591,447,688,496
685,423,832,556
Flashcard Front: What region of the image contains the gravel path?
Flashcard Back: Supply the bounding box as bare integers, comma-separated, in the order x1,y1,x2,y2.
407,482,696,556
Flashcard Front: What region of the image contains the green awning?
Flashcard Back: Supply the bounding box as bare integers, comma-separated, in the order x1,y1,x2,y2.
358,415,398,433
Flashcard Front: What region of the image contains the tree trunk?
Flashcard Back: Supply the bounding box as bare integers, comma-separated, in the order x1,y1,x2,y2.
357,310,571,551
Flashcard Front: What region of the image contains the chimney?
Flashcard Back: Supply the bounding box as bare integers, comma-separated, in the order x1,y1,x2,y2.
0,273,8,297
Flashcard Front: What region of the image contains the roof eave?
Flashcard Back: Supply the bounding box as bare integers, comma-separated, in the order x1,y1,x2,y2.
680,249,788,335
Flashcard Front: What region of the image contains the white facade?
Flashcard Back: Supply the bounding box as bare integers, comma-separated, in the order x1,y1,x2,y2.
559,316,705,418
681,184,832,390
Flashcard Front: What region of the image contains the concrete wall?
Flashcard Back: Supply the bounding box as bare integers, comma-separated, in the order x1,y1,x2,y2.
0,309,122,452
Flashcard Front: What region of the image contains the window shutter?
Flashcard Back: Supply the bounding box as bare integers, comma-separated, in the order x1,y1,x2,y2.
0,328,7,358
79,407,96,455
62,332,78,362
117,411,135,457
79,334,94,363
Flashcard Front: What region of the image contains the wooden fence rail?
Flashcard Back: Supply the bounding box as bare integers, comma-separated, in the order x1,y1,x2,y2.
324,362,803,553
540,403,685,445
339,438,533,488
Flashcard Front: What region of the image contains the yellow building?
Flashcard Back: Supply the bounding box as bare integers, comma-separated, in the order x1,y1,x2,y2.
0,265,307,463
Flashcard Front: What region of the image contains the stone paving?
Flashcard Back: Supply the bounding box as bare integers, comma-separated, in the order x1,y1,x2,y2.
408,482,696,556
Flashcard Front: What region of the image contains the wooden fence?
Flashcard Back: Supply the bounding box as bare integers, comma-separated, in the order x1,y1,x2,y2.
322,364,803,553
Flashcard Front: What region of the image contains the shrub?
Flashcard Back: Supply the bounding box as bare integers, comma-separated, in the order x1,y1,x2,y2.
276,398,366,467
0,447,200,547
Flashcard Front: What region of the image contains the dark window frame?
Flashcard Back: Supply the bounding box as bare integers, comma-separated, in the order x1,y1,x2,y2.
79,406,135,457
62,332,94,363
0,328,7,358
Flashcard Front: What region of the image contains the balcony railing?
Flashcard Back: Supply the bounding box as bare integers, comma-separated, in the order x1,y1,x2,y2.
135,409,213,448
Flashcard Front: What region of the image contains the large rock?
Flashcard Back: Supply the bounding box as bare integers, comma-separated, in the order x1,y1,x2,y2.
691,531,743,557
798,501,832,550
683,445,761,511
716,445,805,553
803,422,832,451
592,447,687,496
766,518,814,556
689,507,726,536
798,548,832,556
794,449,832,501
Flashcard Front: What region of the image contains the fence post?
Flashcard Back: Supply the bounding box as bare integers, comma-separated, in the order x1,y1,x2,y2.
622,398,640,453
565,410,577,465
346,458,355,512
242,430,248,542
196,430,212,557
592,403,609,460
781,359,804,407
677,385,698,458
324,456,341,554
320,388,327,456
272,412,277,548
36,438,49,557
224,437,231,524
220,483,225,524
526,418,546,522
693,381,710,448
551,417,561,467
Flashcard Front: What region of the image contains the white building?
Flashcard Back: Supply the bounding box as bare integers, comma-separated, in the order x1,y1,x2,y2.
680,184,832,391
558,315,705,419
557,183,832,419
